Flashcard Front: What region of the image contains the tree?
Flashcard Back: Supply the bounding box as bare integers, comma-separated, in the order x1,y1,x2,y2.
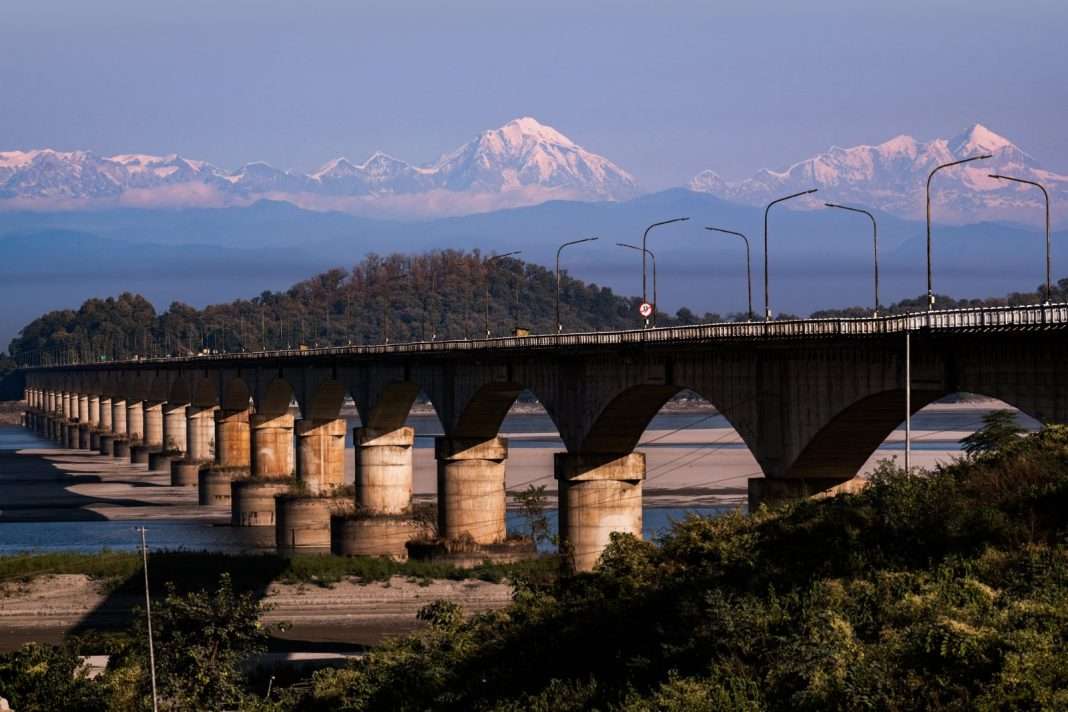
112,573,270,710
0,643,103,712
513,484,551,546
960,409,1025,457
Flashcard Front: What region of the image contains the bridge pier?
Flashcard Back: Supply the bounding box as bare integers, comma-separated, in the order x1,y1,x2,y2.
98,397,112,453
250,412,295,479
555,452,645,572
214,408,251,468
231,412,296,528
173,405,215,486
296,418,345,494
198,408,251,508
185,406,216,463
162,402,188,454
110,398,128,457
435,436,507,545
335,426,421,558
126,401,144,446
746,477,859,510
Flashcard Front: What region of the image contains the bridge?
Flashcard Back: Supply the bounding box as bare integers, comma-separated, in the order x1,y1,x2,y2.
16,303,1068,570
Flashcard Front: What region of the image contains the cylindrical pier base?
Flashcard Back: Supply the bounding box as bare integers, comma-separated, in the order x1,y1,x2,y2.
89,431,101,451
231,479,291,527
556,452,645,572
98,434,115,457
66,423,80,449
746,477,858,511
331,516,428,559
198,468,243,507
78,424,91,450
276,496,334,554
147,451,174,471
435,436,508,544
112,439,131,459
130,444,152,465
171,460,204,487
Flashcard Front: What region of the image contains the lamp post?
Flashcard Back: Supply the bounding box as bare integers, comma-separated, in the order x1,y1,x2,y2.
484,251,521,338
555,237,598,333
926,154,991,310
704,227,753,321
641,218,689,326
988,174,1052,303
618,243,656,324
824,202,880,316
764,189,817,321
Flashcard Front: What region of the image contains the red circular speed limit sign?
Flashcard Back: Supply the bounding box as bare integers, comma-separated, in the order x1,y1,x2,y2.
638,302,653,318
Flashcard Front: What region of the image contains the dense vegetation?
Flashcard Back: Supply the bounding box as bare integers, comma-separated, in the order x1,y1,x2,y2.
7,251,727,366
810,277,1068,318
2,418,1067,709
278,423,1068,710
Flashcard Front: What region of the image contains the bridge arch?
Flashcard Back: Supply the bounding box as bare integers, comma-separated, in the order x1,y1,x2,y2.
257,378,295,417
220,376,252,411
790,388,1042,479
302,379,347,420
451,382,561,441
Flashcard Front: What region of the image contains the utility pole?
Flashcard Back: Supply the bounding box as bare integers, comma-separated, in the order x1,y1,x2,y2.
905,332,912,473
138,526,160,712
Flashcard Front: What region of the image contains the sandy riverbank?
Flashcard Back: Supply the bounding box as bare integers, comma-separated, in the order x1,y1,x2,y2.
0,573,511,652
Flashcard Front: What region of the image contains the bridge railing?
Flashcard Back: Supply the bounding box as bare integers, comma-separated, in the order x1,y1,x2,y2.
20,302,1068,369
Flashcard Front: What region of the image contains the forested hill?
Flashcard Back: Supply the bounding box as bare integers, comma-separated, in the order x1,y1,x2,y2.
8,250,725,365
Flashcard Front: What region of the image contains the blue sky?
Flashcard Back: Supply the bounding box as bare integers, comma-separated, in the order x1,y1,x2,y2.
3,0,1067,189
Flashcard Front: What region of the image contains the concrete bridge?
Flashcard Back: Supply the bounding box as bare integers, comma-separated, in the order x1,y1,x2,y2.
17,303,1068,570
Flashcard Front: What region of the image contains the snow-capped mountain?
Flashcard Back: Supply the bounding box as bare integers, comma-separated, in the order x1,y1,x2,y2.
691,124,1067,224
0,118,638,215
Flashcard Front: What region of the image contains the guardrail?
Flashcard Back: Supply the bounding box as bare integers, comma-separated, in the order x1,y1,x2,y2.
24,303,1068,370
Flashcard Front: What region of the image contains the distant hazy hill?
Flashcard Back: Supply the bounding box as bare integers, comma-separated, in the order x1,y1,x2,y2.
0,190,1063,348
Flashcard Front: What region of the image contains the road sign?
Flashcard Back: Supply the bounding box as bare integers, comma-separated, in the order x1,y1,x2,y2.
638,302,653,318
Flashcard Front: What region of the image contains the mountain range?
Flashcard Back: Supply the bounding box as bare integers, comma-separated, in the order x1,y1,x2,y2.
3,120,1064,224
0,117,638,217
691,124,1067,224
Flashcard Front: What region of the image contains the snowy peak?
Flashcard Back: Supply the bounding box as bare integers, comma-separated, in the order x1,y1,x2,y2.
949,123,1016,157
434,117,638,198
690,124,1065,224
0,116,638,213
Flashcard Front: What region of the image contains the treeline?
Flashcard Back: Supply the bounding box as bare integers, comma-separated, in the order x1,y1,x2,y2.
8,250,726,366
811,277,1068,318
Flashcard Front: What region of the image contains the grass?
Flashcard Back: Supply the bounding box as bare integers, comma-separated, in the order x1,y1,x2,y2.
0,549,559,594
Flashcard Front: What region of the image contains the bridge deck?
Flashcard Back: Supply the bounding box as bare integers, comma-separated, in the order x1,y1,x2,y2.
22,302,1068,369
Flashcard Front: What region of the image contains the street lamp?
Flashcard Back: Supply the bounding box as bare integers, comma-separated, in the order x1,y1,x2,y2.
926,154,991,310
618,243,656,324
641,218,689,326
485,251,521,338
764,189,817,321
555,237,599,333
988,174,1052,303
704,227,753,321
824,203,880,316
